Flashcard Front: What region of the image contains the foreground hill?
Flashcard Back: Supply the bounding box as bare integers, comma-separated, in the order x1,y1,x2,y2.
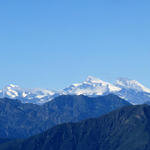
2,104,150,150
0,94,130,138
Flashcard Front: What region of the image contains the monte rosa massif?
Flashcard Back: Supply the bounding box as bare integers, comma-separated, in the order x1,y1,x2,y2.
0,76,150,104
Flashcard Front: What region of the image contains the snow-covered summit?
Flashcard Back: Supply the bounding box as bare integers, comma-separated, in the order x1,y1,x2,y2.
116,78,150,93
0,84,56,104
0,76,150,105
8,84,19,88
2,84,22,98
84,76,105,84
63,76,121,96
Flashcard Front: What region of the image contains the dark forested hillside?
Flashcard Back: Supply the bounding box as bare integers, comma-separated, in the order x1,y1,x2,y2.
1,104,150,150
0,94,130,138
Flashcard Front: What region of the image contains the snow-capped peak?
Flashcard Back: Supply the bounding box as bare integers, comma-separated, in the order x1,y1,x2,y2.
0,77,150,105
63,76,121,96
116,78,150,93
8,84,19,88
2,84,21,98
84,76,105,84
0,84,56,104
4,84,20,90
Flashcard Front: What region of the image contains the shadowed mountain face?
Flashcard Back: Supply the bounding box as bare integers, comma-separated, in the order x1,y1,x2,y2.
2,104,150,150
0,94,130,138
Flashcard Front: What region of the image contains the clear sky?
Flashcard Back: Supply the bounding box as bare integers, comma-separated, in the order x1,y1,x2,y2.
0,0,150,89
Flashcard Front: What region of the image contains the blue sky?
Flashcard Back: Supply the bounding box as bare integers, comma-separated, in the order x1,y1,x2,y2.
0,0,150,89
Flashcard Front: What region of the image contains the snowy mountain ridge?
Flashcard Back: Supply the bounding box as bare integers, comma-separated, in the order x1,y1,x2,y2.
0,76,150,104
116,78,150,93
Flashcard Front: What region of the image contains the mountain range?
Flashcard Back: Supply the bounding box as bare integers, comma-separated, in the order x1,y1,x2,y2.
0,94,130,138
0,76,150,104
1,104,150,150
